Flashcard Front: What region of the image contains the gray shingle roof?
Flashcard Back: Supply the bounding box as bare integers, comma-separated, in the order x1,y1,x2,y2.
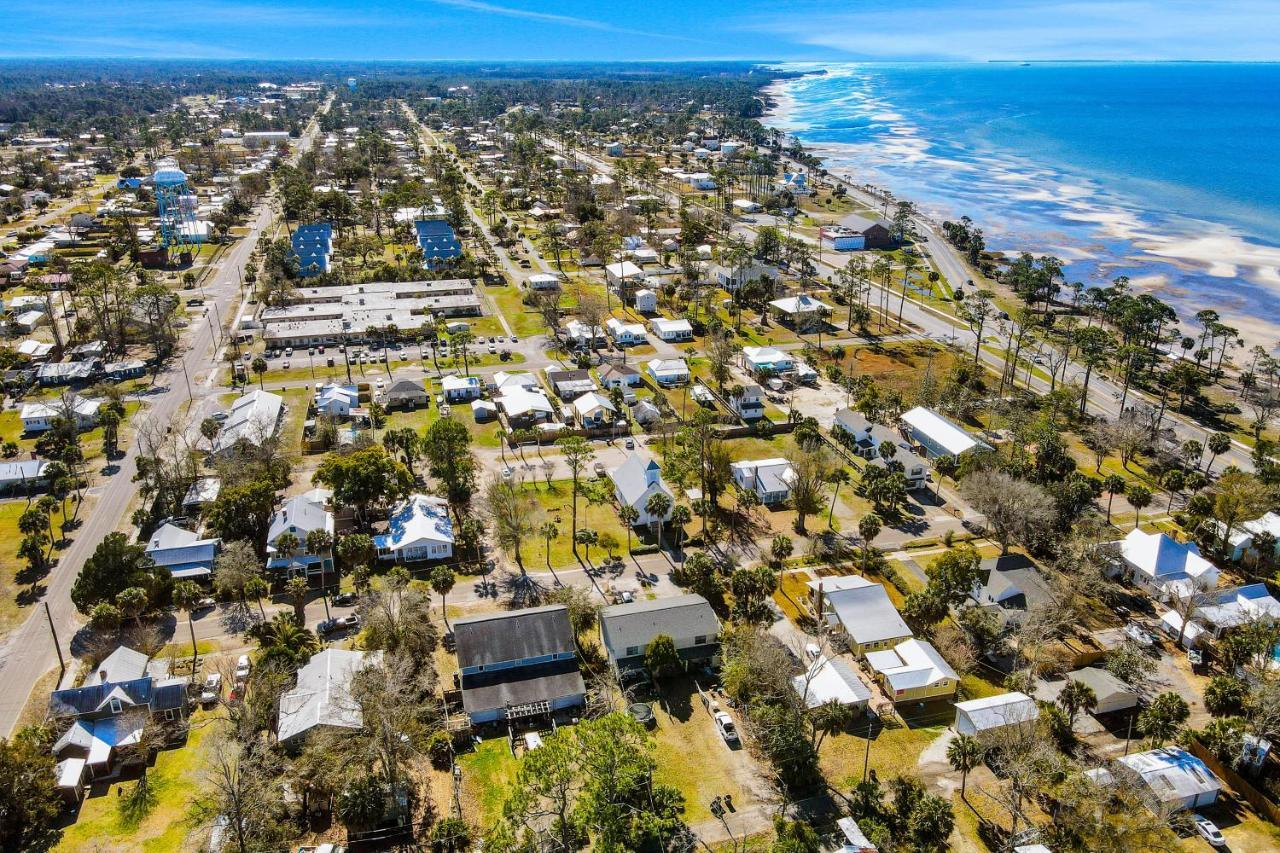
600,594,720,660
454,605,575,669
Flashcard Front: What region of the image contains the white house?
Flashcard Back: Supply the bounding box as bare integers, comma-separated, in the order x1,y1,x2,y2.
1220,511,1280,561
213,390,283,455
730,383,765,421
145,523,221,580
375,494,454,562
713,261,778,291
496,387,555,427
19,397,100,433
572,391,617,428
954,692,1039,738
605,317,647,346
605,261,644,290
526,273,562,292
1119,528,1219,600
1165,583,1280,643
0,459,49,492
314,383,358,418
277,649,380,746
768,295,832,331
598,363,642,390
1101,748,1222,812
633,288,658,314
732,198,762,214
865,638,958,703
647,358,690,387
267,492,335,579
730,458,795,505
609,453,674,527
442,374,483,402
565,319,607,348
900,406,987,459
741,346,795,376
650,317,694,342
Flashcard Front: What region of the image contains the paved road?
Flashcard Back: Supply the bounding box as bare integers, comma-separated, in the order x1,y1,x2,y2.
0,106,329,736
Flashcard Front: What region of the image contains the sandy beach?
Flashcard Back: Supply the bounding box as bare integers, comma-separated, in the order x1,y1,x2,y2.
759,68,1280,350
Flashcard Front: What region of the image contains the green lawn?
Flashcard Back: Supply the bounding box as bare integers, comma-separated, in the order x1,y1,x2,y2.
490,286,553,338
458,738,521,832
56,711,221,852
818,723,946,789
0,400,142,465
383,399,504,448
522,479,652,569
0,500,70,638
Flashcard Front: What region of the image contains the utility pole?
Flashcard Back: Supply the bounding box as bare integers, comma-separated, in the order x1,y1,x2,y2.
45,602,65,681
179,357,193,402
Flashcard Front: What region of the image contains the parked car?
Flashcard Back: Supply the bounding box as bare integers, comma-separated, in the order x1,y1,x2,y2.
593,461,607,477
1124,622,1155,647
200,673,222,705
625,438,635,449
714,711,739,744
332,591,358,607
194,596,217,611
234,655,251,681
210,411,229,422
1193,815,1226,847
319,614,361,635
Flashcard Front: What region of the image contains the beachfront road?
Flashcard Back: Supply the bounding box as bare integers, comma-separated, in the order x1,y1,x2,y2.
545,138,1255,476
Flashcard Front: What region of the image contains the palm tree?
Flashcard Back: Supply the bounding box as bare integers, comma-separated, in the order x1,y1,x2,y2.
827,469,851,527
669,505,692,554
618,505,639,554
539,522,559,571
430,565,456,628
285,575,309,624
251,355,267,390
1103,475,1126,524
1128,485,1152,530
946,733,983,800
172,580,203,675
1205,431,1231,475
1057,679,1098,728
575,528,598,566
274,531,300,565
645,493,672,551
858,513,882,570
255,612,319,668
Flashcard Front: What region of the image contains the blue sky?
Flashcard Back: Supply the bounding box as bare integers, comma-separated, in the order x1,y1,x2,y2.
4,0,1278,61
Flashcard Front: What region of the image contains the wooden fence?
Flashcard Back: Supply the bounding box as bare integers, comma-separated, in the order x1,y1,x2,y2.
1188,738,1280,824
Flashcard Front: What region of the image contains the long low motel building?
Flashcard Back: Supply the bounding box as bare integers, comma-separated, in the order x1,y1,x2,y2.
260,290,482,346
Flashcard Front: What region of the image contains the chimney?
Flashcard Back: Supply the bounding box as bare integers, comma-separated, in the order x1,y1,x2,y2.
98,669,108,683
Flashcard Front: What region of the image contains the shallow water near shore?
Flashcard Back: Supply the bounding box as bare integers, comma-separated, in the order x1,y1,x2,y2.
766,62,1280,346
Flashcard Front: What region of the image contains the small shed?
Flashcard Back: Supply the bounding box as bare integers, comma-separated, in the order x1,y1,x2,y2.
954,692,1039,737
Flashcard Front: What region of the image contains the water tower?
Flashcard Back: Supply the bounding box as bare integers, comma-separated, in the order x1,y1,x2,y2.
152,158,200,264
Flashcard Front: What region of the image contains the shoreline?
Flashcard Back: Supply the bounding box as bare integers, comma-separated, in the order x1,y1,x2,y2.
756,68,1280,349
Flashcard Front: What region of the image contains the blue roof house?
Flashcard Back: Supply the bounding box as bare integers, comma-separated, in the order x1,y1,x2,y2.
414,219,463,267
375,495,454,563
291,223,333,278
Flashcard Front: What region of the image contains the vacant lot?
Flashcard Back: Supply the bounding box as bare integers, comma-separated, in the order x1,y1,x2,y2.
0,499,70,637
650,677,767,825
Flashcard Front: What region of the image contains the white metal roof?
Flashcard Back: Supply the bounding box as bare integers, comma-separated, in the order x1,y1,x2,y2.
954,691,1039,731
866,639,957,691
901,406,980,456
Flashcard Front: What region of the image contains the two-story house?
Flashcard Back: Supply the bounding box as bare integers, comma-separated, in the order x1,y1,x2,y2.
266,490,336,585
730,458,796,505
599,594,721,672
48,646,189,780
730,383,765,421
454,605,586,724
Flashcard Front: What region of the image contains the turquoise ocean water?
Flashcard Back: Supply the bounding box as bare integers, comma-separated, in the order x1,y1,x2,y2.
767,63,1280,343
